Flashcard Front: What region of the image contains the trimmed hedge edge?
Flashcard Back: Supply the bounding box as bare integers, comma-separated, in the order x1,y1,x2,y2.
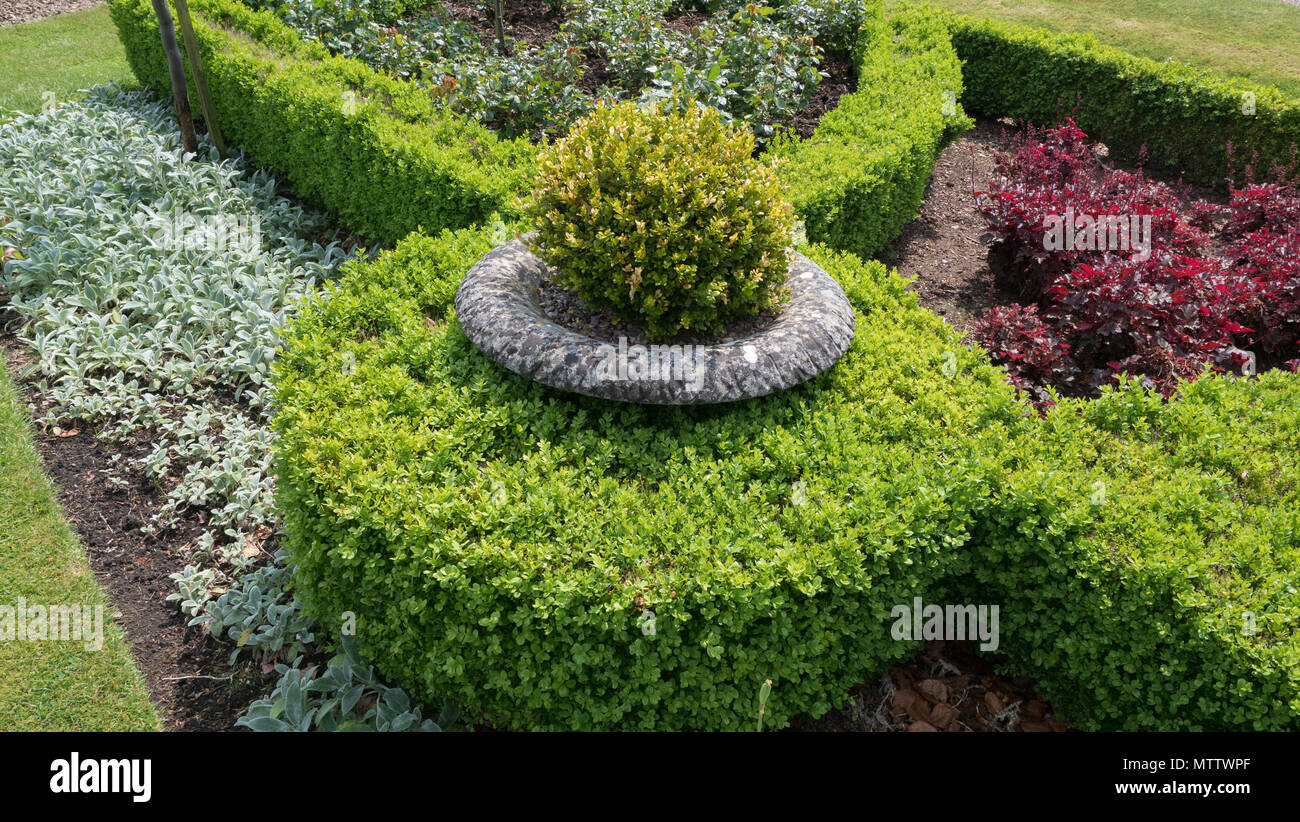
910,0,1300,189
108,0,536,244
776,2,973,260
273,223,1300,732
111,1,969,259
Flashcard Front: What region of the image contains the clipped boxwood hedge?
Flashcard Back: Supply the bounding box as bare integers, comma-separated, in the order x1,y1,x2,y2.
108,0,535,244
274,224,1300,730
111,1,973,261
774,3,973,260
918,2,1300,189
957,374,1300,730
272,223,1026,731
115,0,1300,729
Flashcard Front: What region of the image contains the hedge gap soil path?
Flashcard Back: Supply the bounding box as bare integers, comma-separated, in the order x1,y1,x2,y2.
878,118,1008,334
1,321,267,731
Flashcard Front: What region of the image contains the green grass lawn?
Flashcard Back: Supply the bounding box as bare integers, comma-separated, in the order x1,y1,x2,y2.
0,364,159,731
0,4,135,115
904,0,1300,98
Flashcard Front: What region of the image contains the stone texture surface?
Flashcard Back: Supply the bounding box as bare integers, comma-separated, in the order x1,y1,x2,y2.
454,237,855,404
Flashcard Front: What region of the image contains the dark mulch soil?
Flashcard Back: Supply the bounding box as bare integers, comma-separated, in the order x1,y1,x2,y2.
663,8,714,34
445,0,567,51
1,313,269,731
537,267,783,346
793,640,1072,732
876,118,1011,335
790,49,857,140
573,48,614,97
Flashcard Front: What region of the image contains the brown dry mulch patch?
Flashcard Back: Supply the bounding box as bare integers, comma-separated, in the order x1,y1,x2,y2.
793,640,1072,732
0,0,101,28
1,313,268,731
876,119,1009,335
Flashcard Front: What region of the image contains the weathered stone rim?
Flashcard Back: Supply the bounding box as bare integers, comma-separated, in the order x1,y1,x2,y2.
454,236,856,405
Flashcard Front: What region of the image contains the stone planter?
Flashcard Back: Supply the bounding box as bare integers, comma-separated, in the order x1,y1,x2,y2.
454,237,855,404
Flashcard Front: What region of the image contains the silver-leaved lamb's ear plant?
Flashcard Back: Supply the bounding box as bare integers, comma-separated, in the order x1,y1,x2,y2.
0,87,345,578
236,635,461,733
189,551,316,666
1,85,445,731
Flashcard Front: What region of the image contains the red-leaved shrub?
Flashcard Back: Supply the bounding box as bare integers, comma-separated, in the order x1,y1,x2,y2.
973,122,1299,402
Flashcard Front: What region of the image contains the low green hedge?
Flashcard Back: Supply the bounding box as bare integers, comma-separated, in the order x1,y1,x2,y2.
108,0,534,244
272,225,1025,731
111,1,968,259
923,3,1300,189
775,3,972,260
957,374,1300,730
274,223,1300,729
122,0,1300,729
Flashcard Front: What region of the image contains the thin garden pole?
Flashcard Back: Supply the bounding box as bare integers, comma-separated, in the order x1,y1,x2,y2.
494,0,507,56
174,0,228,158
150,0,198,155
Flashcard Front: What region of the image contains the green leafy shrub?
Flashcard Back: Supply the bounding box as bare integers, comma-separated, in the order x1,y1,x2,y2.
646,3,825,140
955,373,1300,730
919,2,1300,190
108,0,535,244
111,1,957,264
527,100,794,339
772,3,972,259
275,220,1300,730
273,220,1024,731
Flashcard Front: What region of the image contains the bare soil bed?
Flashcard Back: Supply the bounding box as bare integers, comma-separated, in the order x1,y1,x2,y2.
1,316,268,731
876,119,1010,334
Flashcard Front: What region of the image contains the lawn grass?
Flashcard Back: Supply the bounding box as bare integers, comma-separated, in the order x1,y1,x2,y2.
902,0,1300,99
0,4,135,115
0,363,160,731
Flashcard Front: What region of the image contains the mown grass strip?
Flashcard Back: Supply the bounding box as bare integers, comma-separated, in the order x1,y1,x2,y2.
901,0,1300,98
0,364,159,731
0,5,136,115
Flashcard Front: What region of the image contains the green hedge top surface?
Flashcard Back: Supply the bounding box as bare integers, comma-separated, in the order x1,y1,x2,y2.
774,2,972,259
273,223,1026,730
109,0,535,244
966,372,1300,730
274,222,1300,730
923,2,1300,188
111,1,977,260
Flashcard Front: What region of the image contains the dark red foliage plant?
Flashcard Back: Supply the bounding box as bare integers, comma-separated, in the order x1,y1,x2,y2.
972,121,1300,404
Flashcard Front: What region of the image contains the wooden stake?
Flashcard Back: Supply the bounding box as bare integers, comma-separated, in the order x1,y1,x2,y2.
151,0,197,155
174,0,227,158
